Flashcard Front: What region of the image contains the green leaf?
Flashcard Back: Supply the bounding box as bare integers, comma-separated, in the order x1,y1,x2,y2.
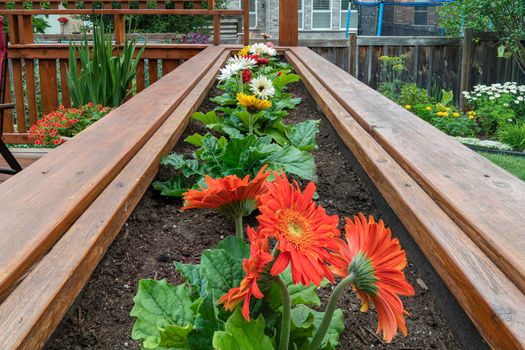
290,305,345,350
311,307,344,350
217,236,250,260
266,268,321,310
221,135,258,168
185,133,205,147
192,111,221,125
212,309,274,350
152,176,187,197
273,73,301,90
175,262,207,297
188,292,225,349
131,280,194,349
264,146,317,181
200,249,245,299
289,305,315,341
211,93,237,106
289,120,320,151
158,323,193,349
160,153,186,169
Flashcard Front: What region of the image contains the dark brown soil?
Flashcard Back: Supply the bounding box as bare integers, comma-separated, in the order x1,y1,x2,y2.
46,81,462,350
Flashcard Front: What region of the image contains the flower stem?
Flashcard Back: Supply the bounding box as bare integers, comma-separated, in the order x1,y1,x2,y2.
309,273,355,350
275,275,291,350
248,114,254,135
234,215,244,240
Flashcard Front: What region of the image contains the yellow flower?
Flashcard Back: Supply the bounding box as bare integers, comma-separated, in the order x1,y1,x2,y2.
443,112,449,117
405,104,411,110
237,93,272,112
453,112,460,118
445,107,451,111
238,46,251,57
425,106,432,111
436,112,443,117
469,111,476,116
469,115,475,120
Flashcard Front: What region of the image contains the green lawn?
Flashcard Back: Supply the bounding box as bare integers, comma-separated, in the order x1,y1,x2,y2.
479,152,525,181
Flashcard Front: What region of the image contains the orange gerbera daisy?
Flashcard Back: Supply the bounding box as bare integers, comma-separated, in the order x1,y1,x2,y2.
332,213,414,343
257,172,342,286
182,165,270,218
218,226,274,321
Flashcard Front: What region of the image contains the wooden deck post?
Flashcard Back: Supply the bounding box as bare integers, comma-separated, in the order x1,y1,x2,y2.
213,14,221,45
460,29,473,110
348,32,357,76
114,14,125,45
279,0,298,46
242,0,249,45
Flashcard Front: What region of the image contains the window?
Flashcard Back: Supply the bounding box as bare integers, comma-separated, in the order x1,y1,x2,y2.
414,5,429,25
298,0,304,29
312,0,331,30
240,0,257,29
340,0,358,30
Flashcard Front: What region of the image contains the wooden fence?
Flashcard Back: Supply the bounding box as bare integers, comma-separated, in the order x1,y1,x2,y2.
306,33,525,104
1,0,249,144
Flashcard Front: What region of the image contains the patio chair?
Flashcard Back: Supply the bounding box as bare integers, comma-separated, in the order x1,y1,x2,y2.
0,19,22,175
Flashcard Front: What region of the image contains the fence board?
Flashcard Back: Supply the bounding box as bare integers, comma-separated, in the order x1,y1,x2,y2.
38,59,58,115
59,60,71,107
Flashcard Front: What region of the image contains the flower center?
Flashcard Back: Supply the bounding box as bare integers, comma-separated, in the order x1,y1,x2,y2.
278,209,312,249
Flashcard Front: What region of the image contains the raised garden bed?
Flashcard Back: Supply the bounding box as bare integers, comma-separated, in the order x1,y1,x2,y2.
45,81,462,350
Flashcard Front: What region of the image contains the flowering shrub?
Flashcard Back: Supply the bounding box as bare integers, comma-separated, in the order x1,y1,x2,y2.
132,173,414,349
29,103,111,146
186,32,210,44
154,43,319,197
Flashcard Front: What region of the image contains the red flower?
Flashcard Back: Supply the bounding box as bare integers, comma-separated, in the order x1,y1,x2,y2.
331,213,415,342
256,57,269,65
277,71,283,77
57,17,69,24
182,165,270,218
257,172,342,286
53,138,62,145
242,69,252,83
35,139,42,145
218,226,273,321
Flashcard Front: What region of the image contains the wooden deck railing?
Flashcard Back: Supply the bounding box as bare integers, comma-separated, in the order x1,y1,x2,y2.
0,0,249,144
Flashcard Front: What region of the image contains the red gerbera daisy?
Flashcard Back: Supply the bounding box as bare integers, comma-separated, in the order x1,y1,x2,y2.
218,226,273,321
182,165,270,218
257,172,342,286
332,213,415,343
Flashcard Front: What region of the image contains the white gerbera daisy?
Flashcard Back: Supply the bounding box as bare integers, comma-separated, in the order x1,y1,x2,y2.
249,43,277,57
217,56,257,81
250,76,275,99
227,55,257,69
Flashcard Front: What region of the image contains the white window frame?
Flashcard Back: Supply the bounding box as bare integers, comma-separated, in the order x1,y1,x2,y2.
311,0,332,30
240,0,257,29
298,0,304,30
339,0,358,30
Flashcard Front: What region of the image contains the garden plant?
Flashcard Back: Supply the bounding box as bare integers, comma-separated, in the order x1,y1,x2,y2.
130,43,415,350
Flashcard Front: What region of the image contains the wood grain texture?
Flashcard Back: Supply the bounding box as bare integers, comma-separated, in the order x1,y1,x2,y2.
38,59,59,115
290,47,525,295
286,51,525,350
24,60,38,126
0,50,229,350
0,148,47,183
0,45,226,298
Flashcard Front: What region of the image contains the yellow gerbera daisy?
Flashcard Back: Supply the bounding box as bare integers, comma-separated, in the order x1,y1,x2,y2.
238,45,251,57
237,93,272,113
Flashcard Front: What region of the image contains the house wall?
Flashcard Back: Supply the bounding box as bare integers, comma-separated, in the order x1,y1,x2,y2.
227,0,356,42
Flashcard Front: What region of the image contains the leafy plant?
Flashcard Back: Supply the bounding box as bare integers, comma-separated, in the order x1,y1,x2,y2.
378,54,407,101
498,122,525,151
399,83,430,107
431,115,480,137
153,133,317,197
67,21,145,107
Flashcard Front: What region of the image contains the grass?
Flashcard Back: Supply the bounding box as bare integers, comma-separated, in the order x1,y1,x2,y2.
479,152,525,181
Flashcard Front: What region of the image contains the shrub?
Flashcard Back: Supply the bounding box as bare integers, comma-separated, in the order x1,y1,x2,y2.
29,103,111,146
497,122,525,151
67,21,145,107
377,54,407,101
431,114,480,137
399,83,430,107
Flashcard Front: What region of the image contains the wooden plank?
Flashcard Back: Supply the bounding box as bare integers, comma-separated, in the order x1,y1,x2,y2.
460,29,473,109
0,148,47,183
162,59,180,76
38,59,59,115
2,72,14,133
0,8,244,15
59,60,71,107
136,60,145,93
0,49,230,350
213,14,221,45
286,50,525,350
0,45,226,298
148,59,159,84
357,36,462,47
10,59,26,132
290,47,525,295
24,60,38,127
